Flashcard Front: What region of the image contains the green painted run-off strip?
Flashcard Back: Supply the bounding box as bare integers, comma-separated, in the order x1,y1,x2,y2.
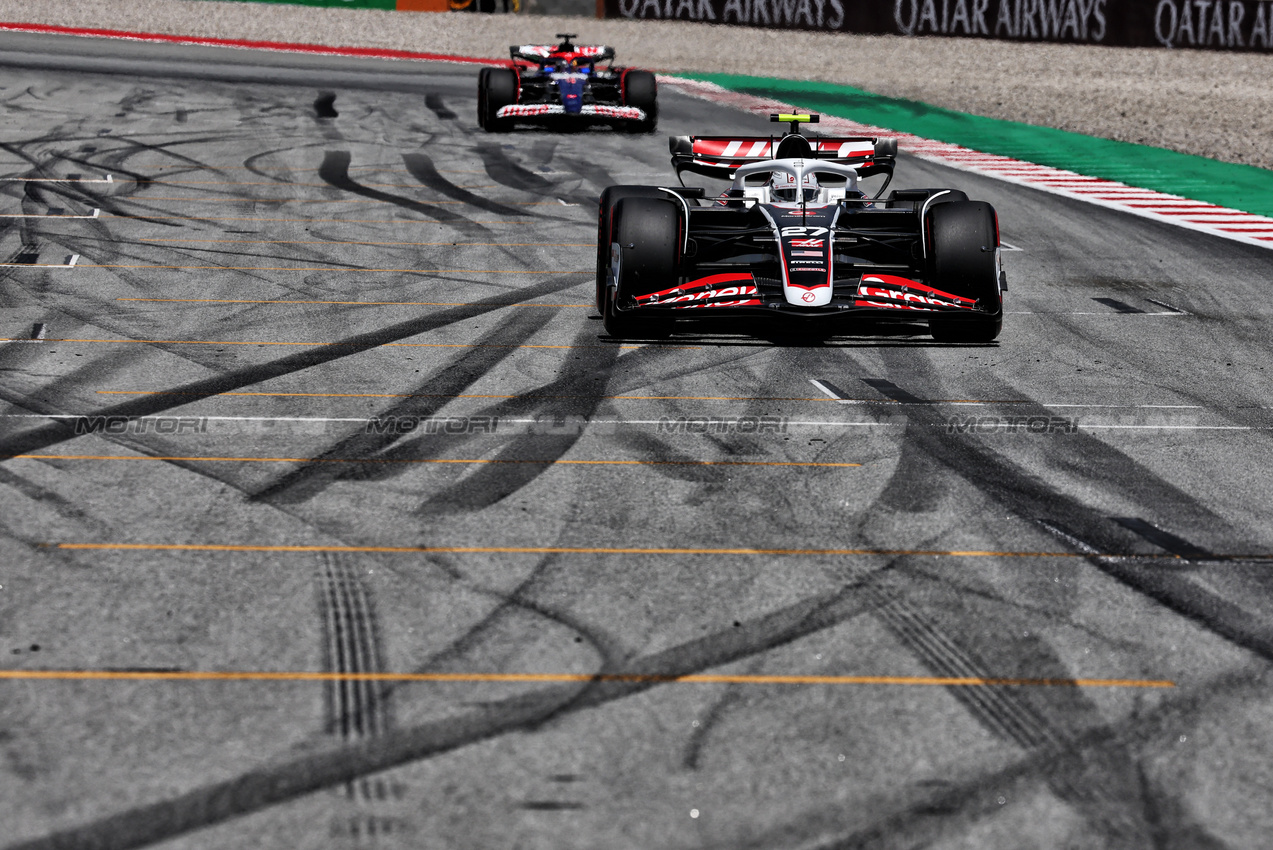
687,73,1273,219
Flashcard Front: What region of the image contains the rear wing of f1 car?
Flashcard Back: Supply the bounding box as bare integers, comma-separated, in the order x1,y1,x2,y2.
509,44,616,65
669,114,898,189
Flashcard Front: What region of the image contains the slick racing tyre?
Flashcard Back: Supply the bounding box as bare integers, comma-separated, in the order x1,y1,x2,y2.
596,186,667,313
925,201,1003,343
476,68,490,129
622,71,658,134
603,196,680,339
480,69,518,133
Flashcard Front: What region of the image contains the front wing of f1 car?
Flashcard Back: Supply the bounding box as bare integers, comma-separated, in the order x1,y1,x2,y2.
496,103,647,121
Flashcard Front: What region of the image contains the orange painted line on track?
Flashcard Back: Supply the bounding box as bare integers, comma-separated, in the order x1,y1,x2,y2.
78,266,586,273
0,670,1174,688
46,542,1182,559
15,454,860,468
116,298,591,307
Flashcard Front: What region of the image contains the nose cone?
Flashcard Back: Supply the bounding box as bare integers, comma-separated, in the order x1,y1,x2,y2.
556,75,586,114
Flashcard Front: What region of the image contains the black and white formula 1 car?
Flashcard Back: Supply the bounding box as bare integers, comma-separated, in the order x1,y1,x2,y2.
477,34,657,133
596,114,1005,342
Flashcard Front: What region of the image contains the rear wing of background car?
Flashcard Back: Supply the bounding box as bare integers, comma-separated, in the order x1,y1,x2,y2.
670,134,897,181
669,114,898,189
509,44,616,65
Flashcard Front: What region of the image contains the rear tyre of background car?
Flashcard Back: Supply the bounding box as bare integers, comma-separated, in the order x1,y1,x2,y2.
925,201,1003,343
622,71,658,134
476,68,490,129
480,69,518,133
596,186,667,313
603,197,680,339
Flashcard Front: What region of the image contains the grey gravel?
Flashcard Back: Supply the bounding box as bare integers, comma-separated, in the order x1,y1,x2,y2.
2,0,1272,168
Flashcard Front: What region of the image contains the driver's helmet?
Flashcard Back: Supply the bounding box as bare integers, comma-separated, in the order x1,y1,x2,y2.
770,170,819,203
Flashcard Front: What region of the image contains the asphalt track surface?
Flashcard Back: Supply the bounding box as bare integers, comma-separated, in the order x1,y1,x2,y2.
2,30,1273,850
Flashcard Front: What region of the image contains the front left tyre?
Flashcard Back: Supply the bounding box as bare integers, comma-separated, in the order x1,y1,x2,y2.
596,186,668,313
603,196,680,338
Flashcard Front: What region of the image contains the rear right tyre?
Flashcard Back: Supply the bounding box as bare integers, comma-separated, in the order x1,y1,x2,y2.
621,70,658,134
476,68,490,129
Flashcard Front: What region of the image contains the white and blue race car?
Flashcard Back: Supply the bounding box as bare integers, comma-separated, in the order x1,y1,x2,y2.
477,34,656,133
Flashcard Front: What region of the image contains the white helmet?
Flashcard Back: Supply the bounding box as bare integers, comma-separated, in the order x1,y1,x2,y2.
770,170,819,203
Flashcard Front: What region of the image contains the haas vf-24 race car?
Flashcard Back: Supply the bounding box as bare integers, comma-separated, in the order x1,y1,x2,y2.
478,34,657,133
597,114,1004,342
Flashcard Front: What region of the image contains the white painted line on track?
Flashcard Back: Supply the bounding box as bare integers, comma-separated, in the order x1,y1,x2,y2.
0,209,99,219
1005,311,1186,316
0,254,79,268
809,379,848,402
0,175,111,183
661,77,1273,252
1,413,1268,433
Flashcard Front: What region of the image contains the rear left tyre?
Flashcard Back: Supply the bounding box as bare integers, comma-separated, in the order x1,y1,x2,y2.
480,69,518,133
476,68,490,129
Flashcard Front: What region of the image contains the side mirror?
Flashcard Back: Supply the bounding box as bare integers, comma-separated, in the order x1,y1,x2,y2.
874,138,898,158
669,135,693,156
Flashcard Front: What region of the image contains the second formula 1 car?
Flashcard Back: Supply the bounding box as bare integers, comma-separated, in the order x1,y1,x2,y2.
596,114,1005,343
477,34,657,133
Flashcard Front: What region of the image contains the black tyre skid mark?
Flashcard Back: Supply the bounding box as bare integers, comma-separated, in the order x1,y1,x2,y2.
319,150,488,236
472,144,558,195
0,276,583,461
341,344,795,717
836,342,1270,842
423,93,456,121
319,552,395,749
34,135,245,227
249,306,559,504
411,320,624,516
702,673,1257,850
250,332,704,512
400,152,526,218
5,567,893,850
